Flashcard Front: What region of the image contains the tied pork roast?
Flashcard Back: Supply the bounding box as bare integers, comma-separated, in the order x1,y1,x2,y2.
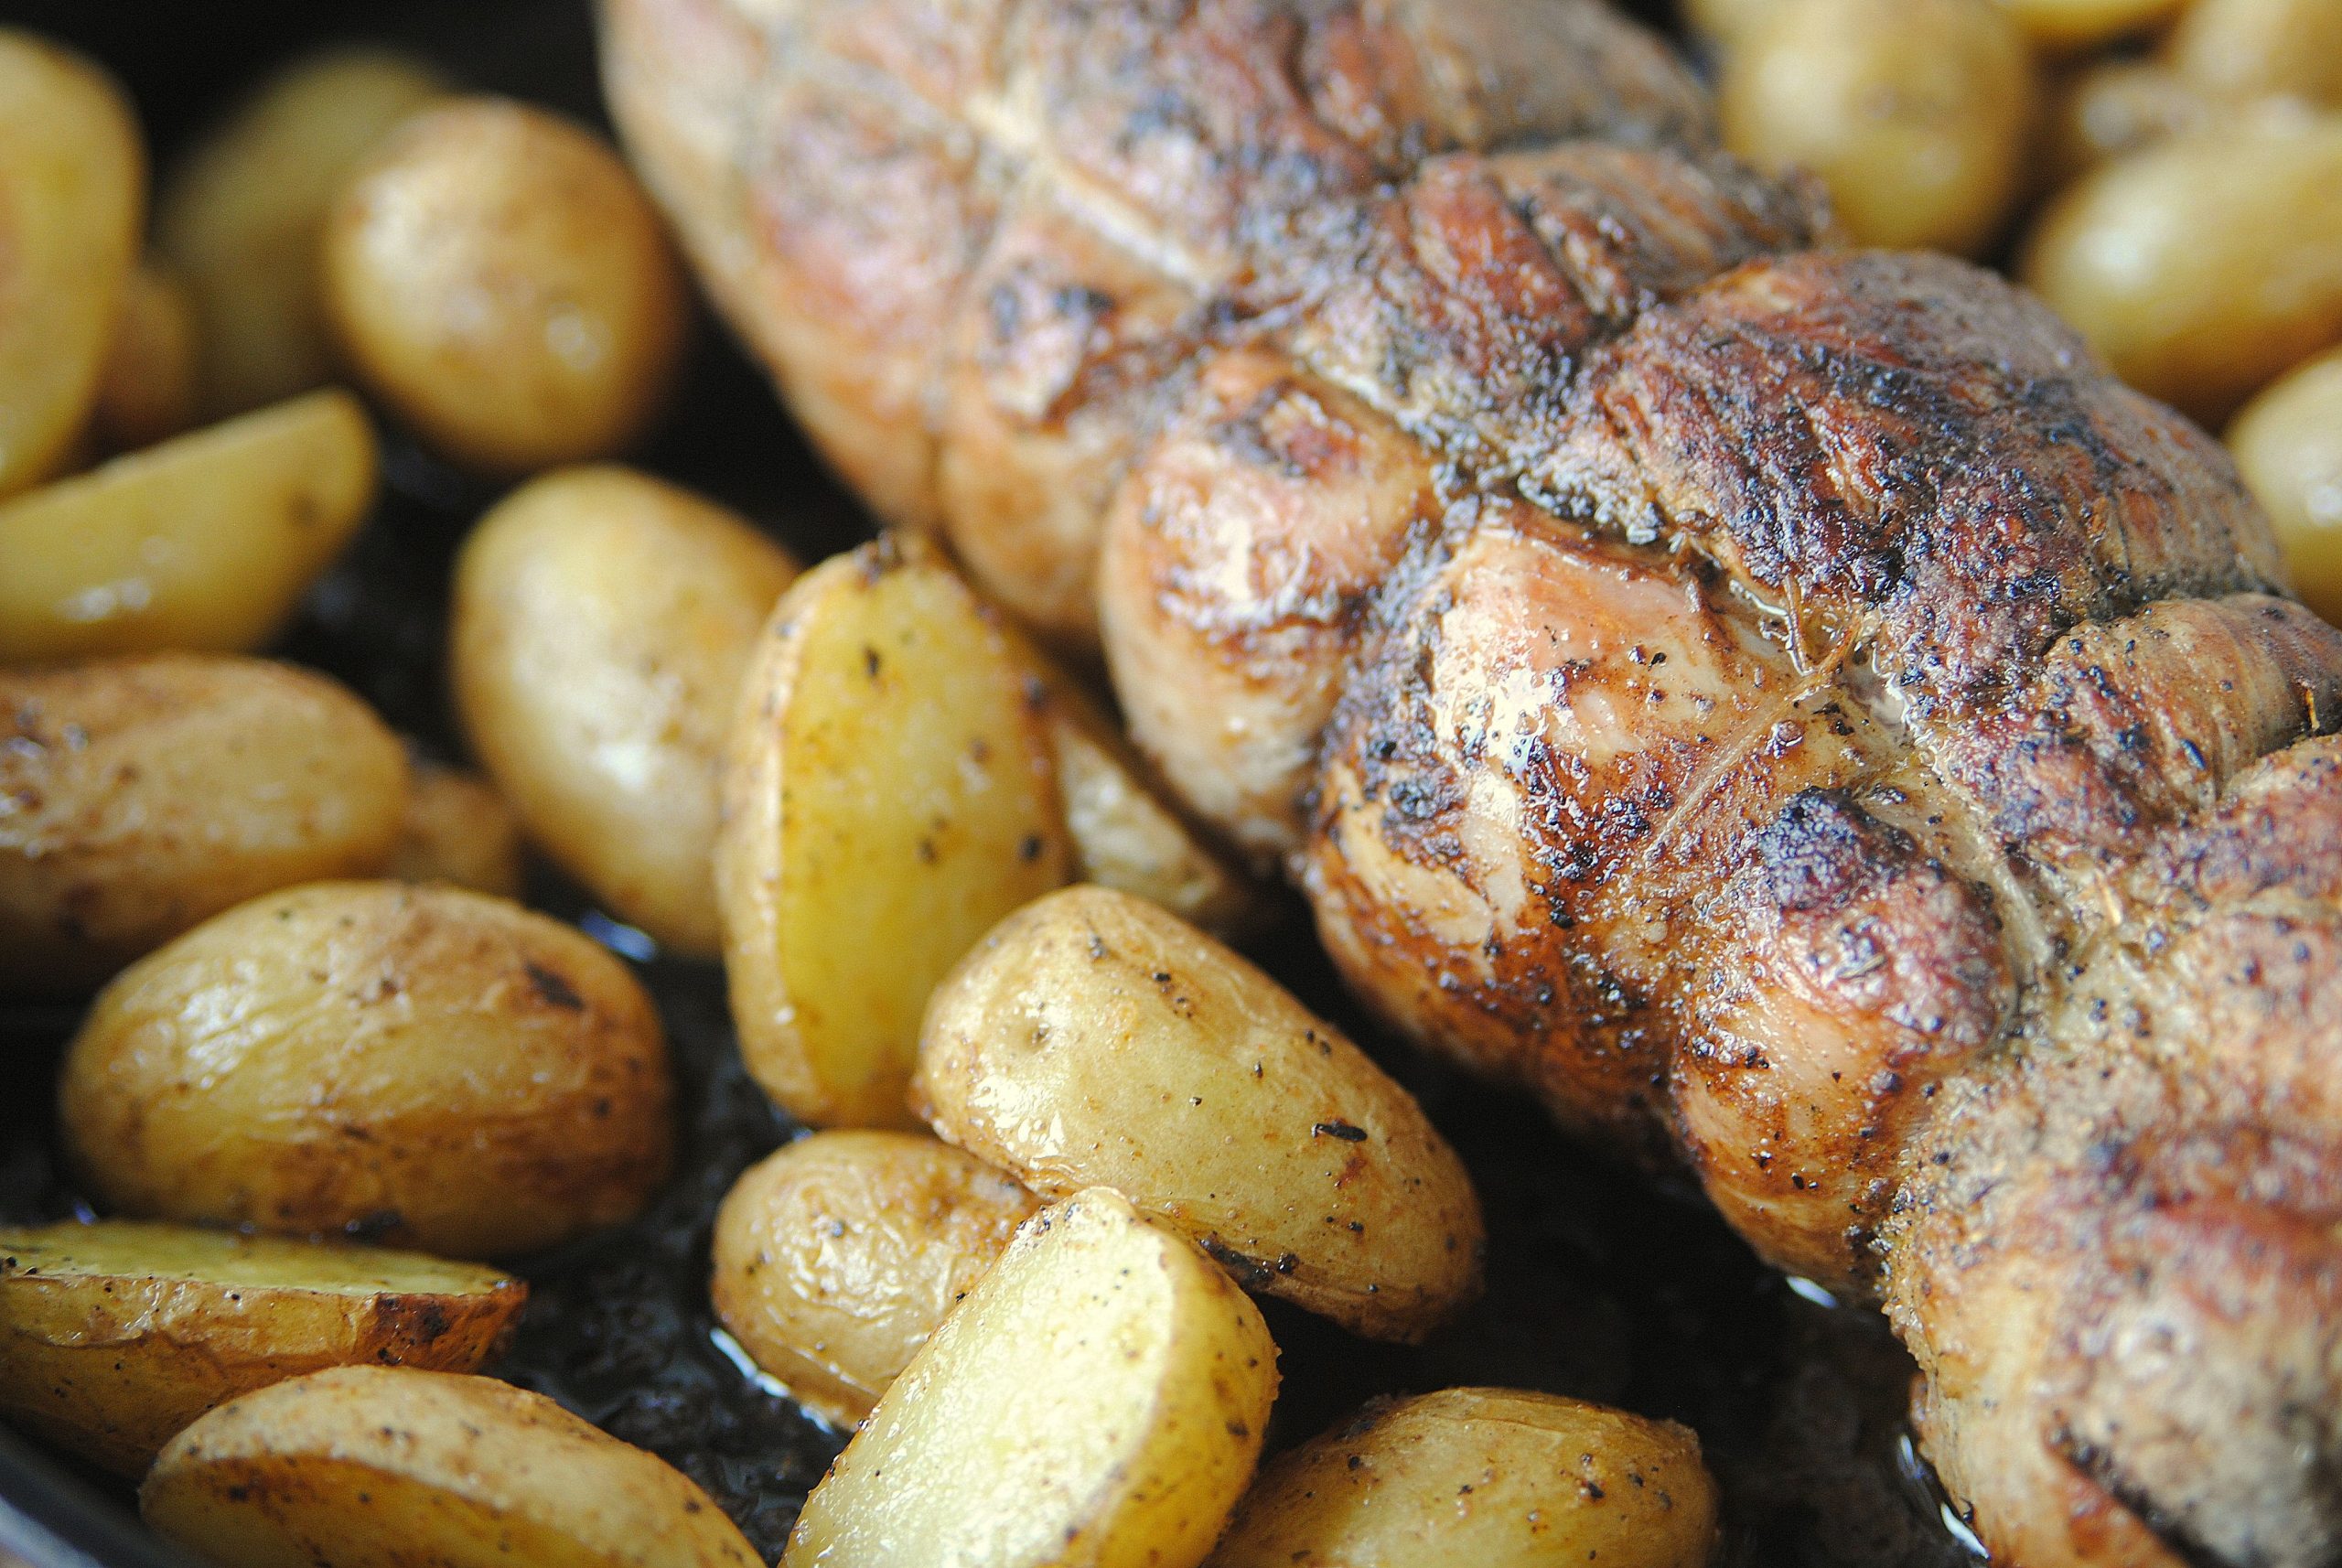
599,1,2342,1563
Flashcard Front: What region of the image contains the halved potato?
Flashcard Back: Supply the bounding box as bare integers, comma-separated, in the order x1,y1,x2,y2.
0,389,378,663
711,1130,1037,1429
391,760,525,898
0,29,143,499
0,1220,523,1477
1205,1389,1720,1568
93,263,201,453
717,532,1073,1127
143,1367,760,1568
783,1187,1277,1568
917,885,1485,1342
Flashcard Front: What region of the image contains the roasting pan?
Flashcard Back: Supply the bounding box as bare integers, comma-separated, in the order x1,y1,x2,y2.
0,2,1985,1562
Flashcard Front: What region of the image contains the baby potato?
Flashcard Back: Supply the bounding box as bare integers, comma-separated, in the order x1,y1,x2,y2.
0,29,143,499
92,264,200,453
58,881,673,1259
0,655,406,997
2229,347,2342,625
0,389,377,664
717,533,1073,1129
143,1367,761,1568
917,884,1485,1343
452,465,796,953
1718,0,2036,256
784,1187,1276,1568
156,48,450,418
0,1220,523,1477
2044,60,2217,182
710,1130,1038,1428
2021,115,2342,424
2165,0,2342,108
321,98,689,476
391,760,525,898
1204,1389,1720,1568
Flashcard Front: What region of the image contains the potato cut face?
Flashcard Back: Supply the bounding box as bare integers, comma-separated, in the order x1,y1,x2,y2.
143,1367,761,1568
1205,1388,1720,1568
918,885,1485,1341
785,1187,1276,1568
0,1220,522,1476
0,390,378,663
718,533,1072,1127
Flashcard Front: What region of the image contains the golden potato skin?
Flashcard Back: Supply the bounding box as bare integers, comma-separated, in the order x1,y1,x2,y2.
93,264,201,453
1718,0,2036,255
0,389,379,664
2165,0,2342,108
0,656,407,997
2229,346,2342,625
157,48,449,418
0,29,142,499
2044,60,2217,182
452,465,797,952
784,1187,1277,1568
390,760,525,898
710,1130,1038,1428
0,1220,523,1477
1996,0,2186,49
321,98,689,476
1205,1389,1719,1568
918,885,1484,1342
143,1367,761,1568
718,533,1073,1129
58,881,673,1259
2021,115,2342,424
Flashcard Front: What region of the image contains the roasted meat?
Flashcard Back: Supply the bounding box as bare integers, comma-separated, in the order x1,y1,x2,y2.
600,3,2342,1563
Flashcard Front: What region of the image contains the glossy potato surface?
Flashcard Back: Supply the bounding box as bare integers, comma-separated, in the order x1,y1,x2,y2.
2229,346,2342,625
918,885,1485,1341
710,1130,1037,1428
0,390,377,664
143,1367,761,1568
0,656,407,996
717,534,1073,1128
0,1220,522,1477
1204,1389,1719,1568
322,98,688,475
453,465,797,953
783,1187,1277,1568
58,881,672,1258
390,761,525,898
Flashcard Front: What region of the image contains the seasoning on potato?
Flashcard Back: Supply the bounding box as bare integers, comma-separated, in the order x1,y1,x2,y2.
0,389,378,664
0,655,407,998
2021,113,2342,424
1203,1388,1721,1568
321,96,690,476
0,28,143,499
710,1130,1038,1429
1717,0,2036,256
58,880,674,1259
391,759,526,898
156,48,450,418
783,1187,1277,1568
143,1367,761,1568
717,532,1074,1129
2229,345,2342,626
0,1220,524,1477
917,884,1485,1342
92,263,200,453
451,464,797,953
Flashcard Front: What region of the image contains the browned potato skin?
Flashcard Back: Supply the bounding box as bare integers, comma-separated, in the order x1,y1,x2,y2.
321,98,689,476
453,466,797,953
1718,0,2036,256
2229,346,2342,625
0,656,407,998
2165,0,2342,108
391,761,525,898
2021,113,2342,424
92,265,200,454
1204,1389,1719,1568
917,884,1485,1342
58,881,673,1259
710,1131,1038,1429
0,1221,523,1477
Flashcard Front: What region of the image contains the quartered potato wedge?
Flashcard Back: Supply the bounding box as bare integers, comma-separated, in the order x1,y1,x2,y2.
0,1221,523,1477
918,885,1485,1342
0,29,142,499
143,1367,761,1568
0,389,378,664
783,1187,1277,1568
